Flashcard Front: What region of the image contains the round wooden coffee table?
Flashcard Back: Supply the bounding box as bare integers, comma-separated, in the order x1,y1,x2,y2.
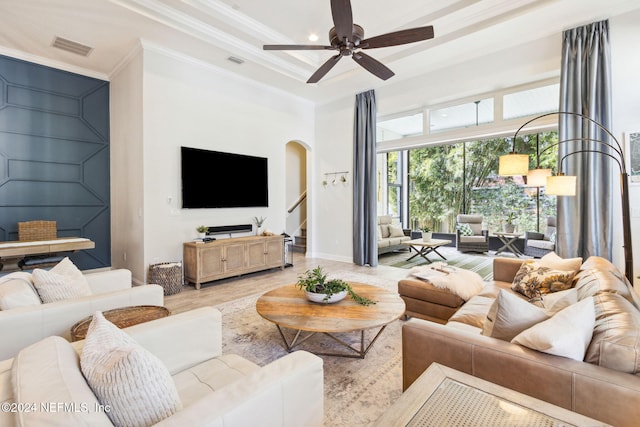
70,305,170,341
256,282,405,358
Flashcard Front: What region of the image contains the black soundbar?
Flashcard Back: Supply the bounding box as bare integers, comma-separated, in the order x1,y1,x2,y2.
206,224,253,235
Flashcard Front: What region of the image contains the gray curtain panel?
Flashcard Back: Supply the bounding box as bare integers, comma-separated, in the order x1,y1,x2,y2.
353,90,378,266
557,20,613,261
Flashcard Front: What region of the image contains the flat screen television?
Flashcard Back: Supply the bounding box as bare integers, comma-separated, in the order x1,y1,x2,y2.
181,146,268,208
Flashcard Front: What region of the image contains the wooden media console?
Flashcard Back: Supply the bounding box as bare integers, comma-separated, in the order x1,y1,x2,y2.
183,235,284,289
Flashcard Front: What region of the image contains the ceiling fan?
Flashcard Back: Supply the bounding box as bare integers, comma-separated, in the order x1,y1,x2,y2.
263,0,434,83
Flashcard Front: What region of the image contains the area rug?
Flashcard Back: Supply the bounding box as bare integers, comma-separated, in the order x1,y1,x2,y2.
215,271,403,426
379,248,494,281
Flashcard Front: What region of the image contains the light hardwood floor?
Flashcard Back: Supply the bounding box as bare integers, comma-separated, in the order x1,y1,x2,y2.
164,254,408,315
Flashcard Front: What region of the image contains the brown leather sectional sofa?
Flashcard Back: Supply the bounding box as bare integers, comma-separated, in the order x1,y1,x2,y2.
402,256,640,427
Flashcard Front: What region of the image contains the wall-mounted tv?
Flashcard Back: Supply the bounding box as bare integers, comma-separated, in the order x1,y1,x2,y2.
181,146,268,208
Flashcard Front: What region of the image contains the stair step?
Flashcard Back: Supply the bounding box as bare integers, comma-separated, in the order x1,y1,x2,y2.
290,244,306,253
294,235,307,246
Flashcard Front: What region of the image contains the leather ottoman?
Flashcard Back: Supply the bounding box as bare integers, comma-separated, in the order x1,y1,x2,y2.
398,278,465,324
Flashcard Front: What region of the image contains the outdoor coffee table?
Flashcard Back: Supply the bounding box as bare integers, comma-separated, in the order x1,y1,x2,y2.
256,282,405,358
402,238,451,263
494,232,524,257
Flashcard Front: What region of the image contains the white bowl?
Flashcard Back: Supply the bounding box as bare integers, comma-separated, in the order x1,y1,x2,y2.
305,290,347,304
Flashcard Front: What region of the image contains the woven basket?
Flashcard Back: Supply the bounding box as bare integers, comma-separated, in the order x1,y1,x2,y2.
148,262,183,296
18,221,57,241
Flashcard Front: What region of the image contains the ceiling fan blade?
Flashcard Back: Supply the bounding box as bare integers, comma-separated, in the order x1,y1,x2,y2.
361,26,434,49
352,52,395,80
307,54,342,83
330,0,353,41
263,44,333,51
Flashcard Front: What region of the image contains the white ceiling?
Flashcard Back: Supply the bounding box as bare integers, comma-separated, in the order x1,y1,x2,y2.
0,0,638,105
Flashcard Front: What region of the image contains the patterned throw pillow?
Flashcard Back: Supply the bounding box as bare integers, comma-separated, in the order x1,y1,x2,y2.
81,312,183,427
456,223,473,236
511,260,576,300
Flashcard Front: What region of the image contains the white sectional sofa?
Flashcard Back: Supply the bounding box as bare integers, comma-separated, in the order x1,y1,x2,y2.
0,307,324,427
0,268,164,360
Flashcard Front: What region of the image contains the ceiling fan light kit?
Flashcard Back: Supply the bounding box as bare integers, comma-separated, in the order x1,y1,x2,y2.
263,0,434,83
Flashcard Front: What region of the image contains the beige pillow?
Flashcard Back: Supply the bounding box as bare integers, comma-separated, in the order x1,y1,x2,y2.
387,224,405,238
81,311,182,427
379,224,390,239
512,297,595,361
0,273,41,309
482,290,549,341
511,260,576,300
534,288,578,315
32,257,91,303
539,252,583,272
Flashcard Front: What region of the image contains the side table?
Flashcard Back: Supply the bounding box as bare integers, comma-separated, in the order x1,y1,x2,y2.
374,363,610,426
70,305,170,341
494,232,523,257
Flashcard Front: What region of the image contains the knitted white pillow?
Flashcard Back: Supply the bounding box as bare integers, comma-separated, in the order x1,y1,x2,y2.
32,257,91,303
80,312,183,427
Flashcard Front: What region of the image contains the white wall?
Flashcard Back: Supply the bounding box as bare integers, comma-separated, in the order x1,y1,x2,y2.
111,46,315,283
110,47,145,280
611,10,640,287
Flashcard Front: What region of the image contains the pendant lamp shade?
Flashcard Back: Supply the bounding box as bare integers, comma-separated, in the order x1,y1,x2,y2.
527,168,552,187
545,174,576,196
498,153,529,176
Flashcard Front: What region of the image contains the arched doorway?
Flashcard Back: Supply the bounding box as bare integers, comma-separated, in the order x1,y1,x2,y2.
285,141,309,260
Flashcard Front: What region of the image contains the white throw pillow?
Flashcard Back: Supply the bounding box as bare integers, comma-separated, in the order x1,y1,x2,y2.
482,290,549,341
387,224,405,238
32,257,91,303
535,288,579,315
539,252,583,272
0,273,41,309
511,297,595,361
81,311,182,427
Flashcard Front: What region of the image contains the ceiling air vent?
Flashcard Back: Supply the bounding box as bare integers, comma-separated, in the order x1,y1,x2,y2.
51,36,93,57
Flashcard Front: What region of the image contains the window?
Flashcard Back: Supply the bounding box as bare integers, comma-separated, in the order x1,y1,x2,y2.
407,133,557,234
430,98,494,132
377,112,423,142
503,84,560,120
376,80,559,236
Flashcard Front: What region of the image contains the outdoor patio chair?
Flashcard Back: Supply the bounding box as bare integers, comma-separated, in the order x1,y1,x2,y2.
455,214,489,253
524,216,556,258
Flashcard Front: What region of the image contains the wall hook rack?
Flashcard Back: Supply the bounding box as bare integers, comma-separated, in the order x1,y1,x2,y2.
322,171,349,187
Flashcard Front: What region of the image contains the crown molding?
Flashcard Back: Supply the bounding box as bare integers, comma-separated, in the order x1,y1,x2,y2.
0,45,109,81
109,0,315,81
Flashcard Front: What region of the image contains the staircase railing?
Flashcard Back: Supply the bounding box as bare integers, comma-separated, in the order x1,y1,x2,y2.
287,190,306,214
286,190,307,238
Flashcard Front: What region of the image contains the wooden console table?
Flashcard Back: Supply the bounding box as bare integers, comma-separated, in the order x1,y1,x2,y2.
0,238,95,270
183,235,284,289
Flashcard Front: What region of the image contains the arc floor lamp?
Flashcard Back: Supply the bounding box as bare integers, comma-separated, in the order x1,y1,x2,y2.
499,111,633,282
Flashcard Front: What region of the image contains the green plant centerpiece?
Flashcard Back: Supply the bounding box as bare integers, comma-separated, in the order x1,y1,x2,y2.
196,225,208,233
296,266,375,305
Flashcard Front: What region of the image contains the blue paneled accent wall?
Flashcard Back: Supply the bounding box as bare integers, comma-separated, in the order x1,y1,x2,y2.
0,55,110,269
